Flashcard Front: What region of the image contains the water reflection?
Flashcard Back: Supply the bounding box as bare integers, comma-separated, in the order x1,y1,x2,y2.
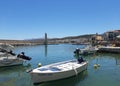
1,45,120,86
0,65,31,86
34,70,88,86
96,53,120,65
0,77,15,86
0,64,31,74
44,45,48,57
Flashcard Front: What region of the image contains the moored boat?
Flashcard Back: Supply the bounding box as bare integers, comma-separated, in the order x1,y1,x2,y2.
74,45,98,55
0,43,32,67
0,50,32,67
29,59,88,84
0,55,24,67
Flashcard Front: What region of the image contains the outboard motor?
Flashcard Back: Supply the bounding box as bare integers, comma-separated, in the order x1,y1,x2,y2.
17,52,32,61
74,48,80,54
77,56,84,63
74,48,80,58
21,55,32,60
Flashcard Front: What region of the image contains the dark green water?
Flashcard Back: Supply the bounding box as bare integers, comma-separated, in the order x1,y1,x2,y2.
0,44,120,86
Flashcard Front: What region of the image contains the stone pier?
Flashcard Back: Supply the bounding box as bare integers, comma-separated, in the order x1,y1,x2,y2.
98,47,120,53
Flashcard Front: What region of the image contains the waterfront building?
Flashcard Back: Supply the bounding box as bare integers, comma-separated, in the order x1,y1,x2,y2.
91,33,103,46
103,30,120,41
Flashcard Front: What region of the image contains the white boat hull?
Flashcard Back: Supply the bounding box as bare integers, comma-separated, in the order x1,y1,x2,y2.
30,60,88,84
0,56,24,67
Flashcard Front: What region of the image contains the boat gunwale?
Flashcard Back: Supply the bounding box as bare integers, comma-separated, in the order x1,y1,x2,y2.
31,60,88,74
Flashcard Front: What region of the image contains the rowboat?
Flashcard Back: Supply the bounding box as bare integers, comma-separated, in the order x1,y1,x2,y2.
29,59,88,84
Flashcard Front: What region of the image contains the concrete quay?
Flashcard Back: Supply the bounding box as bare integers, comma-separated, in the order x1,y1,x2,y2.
98,47,120,53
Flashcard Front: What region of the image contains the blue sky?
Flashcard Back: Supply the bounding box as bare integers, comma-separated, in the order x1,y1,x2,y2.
0,0,120,40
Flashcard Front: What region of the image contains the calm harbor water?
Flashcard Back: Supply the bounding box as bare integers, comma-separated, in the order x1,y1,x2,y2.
0,44,120,86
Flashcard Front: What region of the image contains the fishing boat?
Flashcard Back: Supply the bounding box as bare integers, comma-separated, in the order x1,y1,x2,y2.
0,55,24,67
79,45,98,55
29,59,88,84
0,43,31,67
0,53,32,67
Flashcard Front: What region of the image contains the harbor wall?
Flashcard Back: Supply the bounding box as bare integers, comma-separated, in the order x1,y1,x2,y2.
98,47,120,53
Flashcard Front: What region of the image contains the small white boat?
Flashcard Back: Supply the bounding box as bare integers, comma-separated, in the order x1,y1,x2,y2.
0,43,31,67
79,45,98,55
0,53,32,67
0,55,24,67
29,60,88,84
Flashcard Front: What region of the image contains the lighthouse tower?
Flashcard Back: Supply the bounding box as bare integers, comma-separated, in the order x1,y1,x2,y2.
44,33,48,45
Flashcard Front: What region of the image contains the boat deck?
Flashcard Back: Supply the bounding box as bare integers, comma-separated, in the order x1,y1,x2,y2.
32,60,86,73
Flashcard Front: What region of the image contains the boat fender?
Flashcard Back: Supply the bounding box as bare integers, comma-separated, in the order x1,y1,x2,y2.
94,64,100,69
94,64,98,69
38,63,42,67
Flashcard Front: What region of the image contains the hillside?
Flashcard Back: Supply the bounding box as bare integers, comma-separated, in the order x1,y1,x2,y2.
0,34,95,45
